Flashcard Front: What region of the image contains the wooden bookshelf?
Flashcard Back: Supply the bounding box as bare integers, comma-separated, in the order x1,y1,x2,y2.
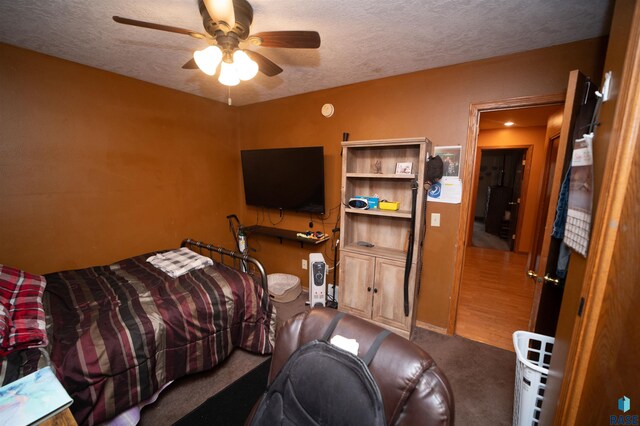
338,137,431,339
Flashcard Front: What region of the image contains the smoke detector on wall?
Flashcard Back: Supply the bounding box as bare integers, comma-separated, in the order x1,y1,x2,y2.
321,103,334,117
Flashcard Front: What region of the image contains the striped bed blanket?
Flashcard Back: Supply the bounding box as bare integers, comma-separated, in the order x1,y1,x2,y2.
37,252,274,425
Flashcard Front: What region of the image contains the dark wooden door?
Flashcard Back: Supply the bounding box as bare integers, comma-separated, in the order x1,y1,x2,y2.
527,70,599,336
507,149,526,251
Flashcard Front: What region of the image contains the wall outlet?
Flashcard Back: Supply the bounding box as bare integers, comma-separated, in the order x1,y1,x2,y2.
431,213,441,227
327,284,338,303
302,259,308,270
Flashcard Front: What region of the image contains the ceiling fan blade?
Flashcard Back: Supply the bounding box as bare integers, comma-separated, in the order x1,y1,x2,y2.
245,51,283,77
182,58,199,70
250,31,321,48
202,0,236,30
113,16,208,39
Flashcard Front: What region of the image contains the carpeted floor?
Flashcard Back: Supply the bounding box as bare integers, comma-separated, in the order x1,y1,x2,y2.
174,358,271,426
412,327,516,425
472,219,511,251
139,350,271,425
141,292,516,425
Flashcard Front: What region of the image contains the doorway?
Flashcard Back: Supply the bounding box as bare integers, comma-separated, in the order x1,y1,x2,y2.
472,147,528,252
452,100,564,350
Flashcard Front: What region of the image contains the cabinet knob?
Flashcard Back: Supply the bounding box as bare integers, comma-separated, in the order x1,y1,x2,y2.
373,288,378,293
367,287,372,292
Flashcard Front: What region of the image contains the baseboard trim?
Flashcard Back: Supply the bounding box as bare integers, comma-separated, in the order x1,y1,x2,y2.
416,321,449,335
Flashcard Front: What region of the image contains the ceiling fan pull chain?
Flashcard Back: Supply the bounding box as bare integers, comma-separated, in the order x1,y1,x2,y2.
228,86,232,106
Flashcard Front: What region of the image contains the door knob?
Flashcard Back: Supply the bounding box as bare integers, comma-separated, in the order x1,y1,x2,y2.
527,270,561,285
544,274,560,285
526,270,543,283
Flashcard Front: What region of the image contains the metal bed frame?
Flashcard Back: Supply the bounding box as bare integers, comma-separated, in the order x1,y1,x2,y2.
181,238,268,293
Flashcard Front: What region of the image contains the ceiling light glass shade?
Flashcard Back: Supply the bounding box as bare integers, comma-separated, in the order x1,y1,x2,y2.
194,46,222,76
233,50,259,81
203,0,236,30
218,61,240,86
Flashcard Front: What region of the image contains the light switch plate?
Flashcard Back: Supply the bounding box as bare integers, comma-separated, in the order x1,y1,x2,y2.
431,213,441,227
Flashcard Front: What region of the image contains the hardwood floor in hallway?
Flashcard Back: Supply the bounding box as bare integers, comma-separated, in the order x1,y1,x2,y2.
455,246,535,351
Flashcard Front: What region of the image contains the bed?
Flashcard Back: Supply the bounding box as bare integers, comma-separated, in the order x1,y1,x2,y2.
0,239,275,425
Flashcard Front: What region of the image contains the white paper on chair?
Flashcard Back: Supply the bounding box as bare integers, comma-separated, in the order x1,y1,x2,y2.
330,335,359,356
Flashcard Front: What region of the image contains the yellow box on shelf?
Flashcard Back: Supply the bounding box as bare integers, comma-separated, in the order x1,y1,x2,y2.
379,201,400,211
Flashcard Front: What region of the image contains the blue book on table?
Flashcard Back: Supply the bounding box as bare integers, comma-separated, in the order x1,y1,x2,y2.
0,366,73,426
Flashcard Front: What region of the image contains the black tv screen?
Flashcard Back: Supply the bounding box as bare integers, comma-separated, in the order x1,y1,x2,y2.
241,146,325,214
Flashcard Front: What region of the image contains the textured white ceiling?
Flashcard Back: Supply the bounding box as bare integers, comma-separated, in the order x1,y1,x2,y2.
0,0,612,106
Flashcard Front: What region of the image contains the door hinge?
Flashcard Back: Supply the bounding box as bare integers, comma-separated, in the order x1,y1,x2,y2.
577,297,585,317
512,234,516,240
522,159,526,166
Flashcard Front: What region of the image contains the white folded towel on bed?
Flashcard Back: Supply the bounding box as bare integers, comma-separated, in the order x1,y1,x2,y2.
146,247,214,278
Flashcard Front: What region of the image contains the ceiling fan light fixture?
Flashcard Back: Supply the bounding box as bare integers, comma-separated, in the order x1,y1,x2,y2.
203,0,236,31
194,46,222,76
113,1,322,90
233,50,259,81
218,60,240,86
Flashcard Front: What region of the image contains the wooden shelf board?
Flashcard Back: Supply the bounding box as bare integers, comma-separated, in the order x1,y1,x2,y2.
244,225,329,246
345,208,412,218
345,173,416,179
341,137,427,148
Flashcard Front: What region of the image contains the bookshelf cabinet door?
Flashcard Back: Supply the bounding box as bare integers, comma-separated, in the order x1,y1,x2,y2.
372,258,414,331
339,251,375,318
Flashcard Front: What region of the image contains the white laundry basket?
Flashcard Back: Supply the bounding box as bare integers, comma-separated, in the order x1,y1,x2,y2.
512,331,555,426
267,273,301,303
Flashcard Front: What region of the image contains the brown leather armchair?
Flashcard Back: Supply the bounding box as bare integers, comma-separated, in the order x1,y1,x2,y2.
250,308,454,425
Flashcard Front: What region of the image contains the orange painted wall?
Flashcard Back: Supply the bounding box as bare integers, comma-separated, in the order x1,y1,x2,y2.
0,36,606,329
0,43,241,273
476,126,550,253
236,37,606,328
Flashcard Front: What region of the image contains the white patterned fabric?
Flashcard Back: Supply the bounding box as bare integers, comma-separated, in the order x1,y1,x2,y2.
146,247,213,278
564,133,594,257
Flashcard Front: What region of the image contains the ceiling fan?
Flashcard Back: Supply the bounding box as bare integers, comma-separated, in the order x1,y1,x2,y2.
113,0,321,87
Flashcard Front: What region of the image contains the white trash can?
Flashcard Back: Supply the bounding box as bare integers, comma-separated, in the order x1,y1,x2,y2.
512,331,555,426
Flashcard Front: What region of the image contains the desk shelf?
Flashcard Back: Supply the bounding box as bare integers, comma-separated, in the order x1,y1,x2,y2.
244,225,330,247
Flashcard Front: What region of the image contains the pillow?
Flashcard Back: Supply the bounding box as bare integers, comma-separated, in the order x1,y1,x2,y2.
0,265,48,355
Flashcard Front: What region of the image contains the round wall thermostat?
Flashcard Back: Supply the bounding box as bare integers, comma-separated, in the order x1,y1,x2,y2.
321,103,334,117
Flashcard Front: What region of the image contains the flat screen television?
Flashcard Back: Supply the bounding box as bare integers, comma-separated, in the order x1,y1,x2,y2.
240,146,325,214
